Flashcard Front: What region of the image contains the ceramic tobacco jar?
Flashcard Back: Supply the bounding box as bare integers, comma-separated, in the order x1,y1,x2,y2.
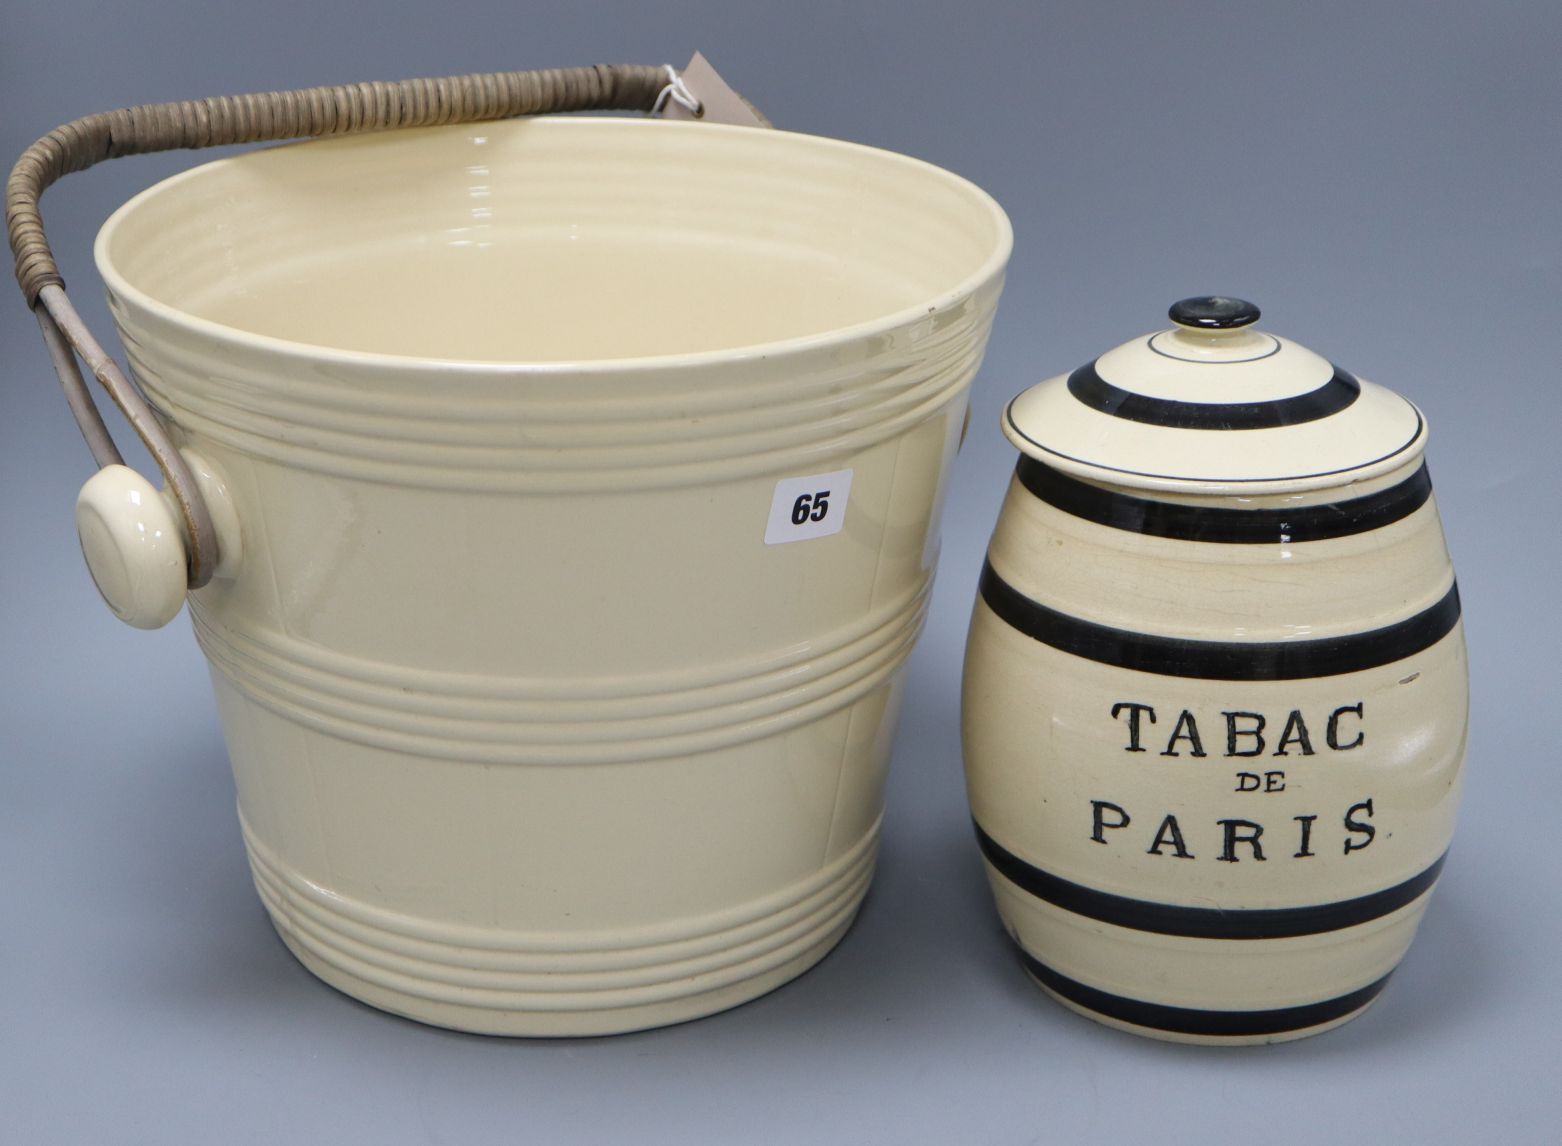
961,297,1467,1044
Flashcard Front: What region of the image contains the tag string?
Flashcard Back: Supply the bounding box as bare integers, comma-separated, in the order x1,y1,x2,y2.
652,65,704,117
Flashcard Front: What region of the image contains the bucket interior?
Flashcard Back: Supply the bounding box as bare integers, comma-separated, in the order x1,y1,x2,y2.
97,118,1009,364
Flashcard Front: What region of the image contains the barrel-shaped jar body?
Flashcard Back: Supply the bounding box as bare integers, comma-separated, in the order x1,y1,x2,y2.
962,452,1467,1044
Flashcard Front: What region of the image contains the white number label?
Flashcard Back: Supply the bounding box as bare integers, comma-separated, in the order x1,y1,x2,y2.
764,469,854,545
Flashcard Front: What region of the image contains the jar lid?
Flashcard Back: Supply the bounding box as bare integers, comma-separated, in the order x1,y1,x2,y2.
1003,297,1426,494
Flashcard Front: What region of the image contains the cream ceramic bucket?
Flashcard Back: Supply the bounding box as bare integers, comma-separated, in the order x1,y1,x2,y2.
85,116,1010,1034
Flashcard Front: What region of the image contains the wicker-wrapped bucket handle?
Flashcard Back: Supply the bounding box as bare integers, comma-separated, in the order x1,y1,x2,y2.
5,63,696,600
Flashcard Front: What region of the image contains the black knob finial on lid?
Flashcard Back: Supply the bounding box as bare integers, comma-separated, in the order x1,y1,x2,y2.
1168,296,1261,329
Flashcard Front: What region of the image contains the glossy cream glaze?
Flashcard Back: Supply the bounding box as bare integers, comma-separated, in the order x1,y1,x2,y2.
99,117,1005,364
96,116,1012,1034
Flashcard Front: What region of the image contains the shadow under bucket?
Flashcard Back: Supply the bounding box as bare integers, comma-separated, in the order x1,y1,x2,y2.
91,115,1011,1034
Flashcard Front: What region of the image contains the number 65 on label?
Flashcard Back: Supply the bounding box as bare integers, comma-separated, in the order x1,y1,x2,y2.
765,470,854,545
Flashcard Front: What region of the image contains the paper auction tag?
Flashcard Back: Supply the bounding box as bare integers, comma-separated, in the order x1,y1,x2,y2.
658,52,770,128
764,470,854,545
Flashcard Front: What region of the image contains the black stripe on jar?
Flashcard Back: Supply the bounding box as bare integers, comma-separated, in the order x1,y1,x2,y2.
974,822,1446,939
1066,360,1361,429
1014,456,1434,544
977,561,1461,681
1021,953,1392,1039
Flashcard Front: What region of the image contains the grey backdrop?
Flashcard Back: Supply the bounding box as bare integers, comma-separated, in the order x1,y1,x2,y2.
3,3,1558,1142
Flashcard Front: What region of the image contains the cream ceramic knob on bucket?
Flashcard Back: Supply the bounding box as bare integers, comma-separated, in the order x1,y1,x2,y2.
10,65,1012,1035
962,297,1467,1044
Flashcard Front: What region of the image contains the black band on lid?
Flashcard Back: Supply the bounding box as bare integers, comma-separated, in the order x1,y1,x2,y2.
1066,360,1361,430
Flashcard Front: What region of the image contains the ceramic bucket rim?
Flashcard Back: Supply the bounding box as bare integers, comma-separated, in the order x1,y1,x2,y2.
94,116,1013,377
